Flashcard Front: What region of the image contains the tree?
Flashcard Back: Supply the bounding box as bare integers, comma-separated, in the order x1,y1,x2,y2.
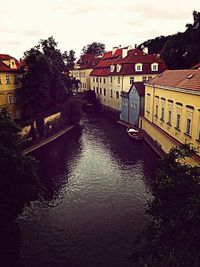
132,144,200,266
63,49,76,70
22,37,74,119
0,108,40,220
82,42,105,56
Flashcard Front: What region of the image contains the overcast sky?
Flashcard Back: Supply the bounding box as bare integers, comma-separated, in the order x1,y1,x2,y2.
0,0,200,59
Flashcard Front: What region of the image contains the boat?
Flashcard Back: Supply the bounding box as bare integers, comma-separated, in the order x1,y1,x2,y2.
127,127,143,141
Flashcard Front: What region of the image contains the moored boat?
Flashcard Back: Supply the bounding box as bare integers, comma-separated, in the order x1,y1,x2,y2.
127,127,143,141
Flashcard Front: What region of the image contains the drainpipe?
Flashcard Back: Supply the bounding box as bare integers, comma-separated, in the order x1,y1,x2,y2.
152,84,155,124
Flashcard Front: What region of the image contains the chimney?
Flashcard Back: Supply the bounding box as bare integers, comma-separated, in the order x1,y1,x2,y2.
143,47,148,54
122,45,133,58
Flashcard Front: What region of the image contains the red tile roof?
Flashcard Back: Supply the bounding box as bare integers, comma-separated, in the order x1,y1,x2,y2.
76,54,101,69
0,54,22,72
0,54,13,60
90,48,123,76
90,48,166,77
147,69,200,91
0,61,13,71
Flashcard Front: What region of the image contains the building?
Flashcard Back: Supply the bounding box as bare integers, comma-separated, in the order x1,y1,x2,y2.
140,69,200,165
120,82,145,126
70,54,101,92
0,54,22,119
191,62,200,70
90,46,166,116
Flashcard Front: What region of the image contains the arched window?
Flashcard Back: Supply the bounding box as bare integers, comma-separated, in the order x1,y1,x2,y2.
151,63,159,71
8,94,16,104
135,63,143,72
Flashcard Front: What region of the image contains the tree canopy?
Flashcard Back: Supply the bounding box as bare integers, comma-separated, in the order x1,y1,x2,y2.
132,144,200,266
0,108,40,220
22,37,78,119
139,11,200,69
82,42,106,56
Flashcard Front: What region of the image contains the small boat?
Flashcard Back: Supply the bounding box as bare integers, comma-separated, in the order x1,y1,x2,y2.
127,127,143,141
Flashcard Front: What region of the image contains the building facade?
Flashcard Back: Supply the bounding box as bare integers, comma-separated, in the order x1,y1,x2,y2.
120,82,145,126
0,54,22,119
90,46,166,115
70,54,101,92
140,69,200,165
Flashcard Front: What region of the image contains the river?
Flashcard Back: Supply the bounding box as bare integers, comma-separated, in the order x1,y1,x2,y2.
17,114,159,267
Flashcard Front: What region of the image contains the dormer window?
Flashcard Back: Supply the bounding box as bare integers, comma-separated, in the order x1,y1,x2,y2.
151,63,158,71
116,64,121,72
135,63,142,72
110,65,115,72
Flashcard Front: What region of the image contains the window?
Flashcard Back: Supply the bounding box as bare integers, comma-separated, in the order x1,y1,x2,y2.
130,77,134,84
110,65,115,72
161,107,164,121
100,88,102,95
104,78,106,84
135,63,142,72
96,87,99,94
167,102,173,125
93,87,95,90
96,78,98,83
6,75,11,84
8,94,16,104
116,91,119,99
116,64,121,72
176,114,181,129
110,77,113,83
104,88,106,96
146,94,151,113
118,77,120,84
147,76,152,81
93,78,95,82
142,76,147,82
168,110,172,125
110,90,113,97
151,63,158,71
100,78,102,83
175,106,182,130
160,99,165,121
185,111,193,135
154,97,159,117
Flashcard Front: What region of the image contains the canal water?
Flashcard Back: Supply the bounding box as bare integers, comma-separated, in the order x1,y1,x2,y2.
17,114,159,267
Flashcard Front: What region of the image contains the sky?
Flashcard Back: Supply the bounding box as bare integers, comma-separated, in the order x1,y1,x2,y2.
0,0,200,59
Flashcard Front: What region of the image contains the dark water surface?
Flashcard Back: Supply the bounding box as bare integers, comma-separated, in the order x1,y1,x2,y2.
17,114,159,267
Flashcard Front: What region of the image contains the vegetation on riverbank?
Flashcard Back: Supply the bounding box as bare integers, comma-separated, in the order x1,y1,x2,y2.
0,108,41,221
131,144,200,266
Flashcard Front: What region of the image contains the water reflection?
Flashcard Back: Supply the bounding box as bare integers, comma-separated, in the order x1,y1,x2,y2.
16,114,159,267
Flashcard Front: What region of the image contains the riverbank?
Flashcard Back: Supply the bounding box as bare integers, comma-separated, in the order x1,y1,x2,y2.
22,124,76,155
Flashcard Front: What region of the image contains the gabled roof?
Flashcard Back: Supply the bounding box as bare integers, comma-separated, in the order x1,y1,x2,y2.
121,82,145,98
0,61,12,71
0,54,22,72
146,69,200,91
90,48,123,76
90,47,167,77
76,54,101,69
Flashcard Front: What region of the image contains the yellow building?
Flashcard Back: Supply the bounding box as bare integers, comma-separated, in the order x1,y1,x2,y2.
141,69,200,165
90,46,166,115
70,54,101,92
0,54,22,119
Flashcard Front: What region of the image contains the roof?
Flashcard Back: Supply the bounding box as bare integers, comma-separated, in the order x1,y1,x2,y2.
0,54,22,72
90,48,123,76
121,82,145,98
146,69,200,91
90,47,166,77
76,54,101,69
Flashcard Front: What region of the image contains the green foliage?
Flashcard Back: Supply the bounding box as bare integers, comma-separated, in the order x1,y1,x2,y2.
139,11,200,69
0,108,40,220
22,37,77,119
132,144,200,267
138,35,171,55
63,49,76,70
62,98,82,125
82,42,105,56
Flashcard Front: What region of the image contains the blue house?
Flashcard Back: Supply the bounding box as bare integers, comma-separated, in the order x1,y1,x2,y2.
120,82,145,126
